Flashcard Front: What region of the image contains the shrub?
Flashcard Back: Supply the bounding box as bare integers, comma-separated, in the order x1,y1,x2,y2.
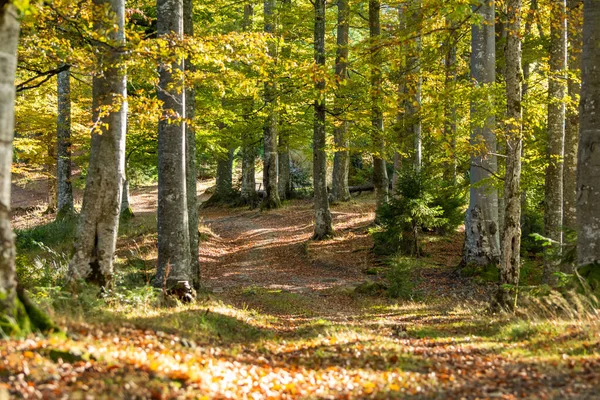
386,258,418,300
373,169,448,257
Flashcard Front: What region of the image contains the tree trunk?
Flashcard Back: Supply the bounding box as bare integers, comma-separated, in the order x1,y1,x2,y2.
240,3,258,207
369,0,389,210
278,136,291,200
155,0,191,289
45,130,57,214
68,0,127,287
576,0,600,268
184,0,199,289
120,177,133,218
464,0,500,267
331,0,351,203
56,66,74,219
0,2,20,331
496,0,523,310
313,0,333,240
443,18,458,183
392,5,407,194
543,0,567,285
215,148,235,199
262,0,281,209
563,0,582,234
406,0,422,171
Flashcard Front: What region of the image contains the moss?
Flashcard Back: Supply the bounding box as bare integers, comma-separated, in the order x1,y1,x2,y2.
120,207,135,221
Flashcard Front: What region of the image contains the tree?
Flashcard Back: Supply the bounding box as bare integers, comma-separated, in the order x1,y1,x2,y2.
331,0,351,203
278,0,293,201
0,0,20,331
155,0,192,290
464,0,500,267
68,0,127,287
405,0,422,171
496,0,522,309
312,0,333,240
56,65,75,219
1,2,56,335
576,0,600,269
240,2,259,207
184,0,199,288
370,0,389,210
262,0,281,209
563,0,582,234
543,0,567,284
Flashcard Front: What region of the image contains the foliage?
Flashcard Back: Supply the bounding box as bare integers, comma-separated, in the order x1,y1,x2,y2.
385,258,419,300
373,168,448,257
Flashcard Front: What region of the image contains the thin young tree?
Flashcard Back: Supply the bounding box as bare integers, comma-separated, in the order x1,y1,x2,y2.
278,0,293,201
313,0,333,239
543,0,567,284
155,0,192,289
576,0,600,270
68,0,127,286
464,0,500,267
496,0,523,309
406,0,422,171
56,65,75,219
370,0,389,210
331,0,351,203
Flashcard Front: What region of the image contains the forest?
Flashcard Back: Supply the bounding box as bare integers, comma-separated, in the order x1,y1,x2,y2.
0,0,599,398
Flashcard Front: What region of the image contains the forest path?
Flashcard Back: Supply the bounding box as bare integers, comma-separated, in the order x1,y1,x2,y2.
198,199,378,294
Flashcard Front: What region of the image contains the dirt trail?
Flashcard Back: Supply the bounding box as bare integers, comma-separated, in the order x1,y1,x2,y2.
199,200,378,293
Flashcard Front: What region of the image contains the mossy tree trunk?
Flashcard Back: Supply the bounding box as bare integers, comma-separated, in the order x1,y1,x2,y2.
0,3,57,336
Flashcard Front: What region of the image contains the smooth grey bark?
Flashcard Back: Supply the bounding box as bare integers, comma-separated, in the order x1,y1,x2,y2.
45,131,57,214
369,0,389,210
240,3,258,206
68,0,127,287
496,0,523,309
184,0,199,288
155,0,191,288
576,0,600,268
331,0,351,203
543,0,567,285
392,5,407,194
262,0,281,209
464,0,500,267
563,0,582,234
0,2,19,325
277,0,292,201
56,66,74,218
405,0,422,171
443,18,458,183
313,0,333,240
120,177,132,216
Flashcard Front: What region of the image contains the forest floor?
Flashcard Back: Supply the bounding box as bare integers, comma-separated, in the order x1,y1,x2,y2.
2,177,600,399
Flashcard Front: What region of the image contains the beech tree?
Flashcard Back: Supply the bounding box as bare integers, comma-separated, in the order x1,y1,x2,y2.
331,0,351,203
155,0,192,289
262,0,281,209
543,0,567,284
577,0,600,269
370,0,388,209
56,65,74,219
312,0,333,240
68,0,127,286
464,0,500,267
496,0,523,309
